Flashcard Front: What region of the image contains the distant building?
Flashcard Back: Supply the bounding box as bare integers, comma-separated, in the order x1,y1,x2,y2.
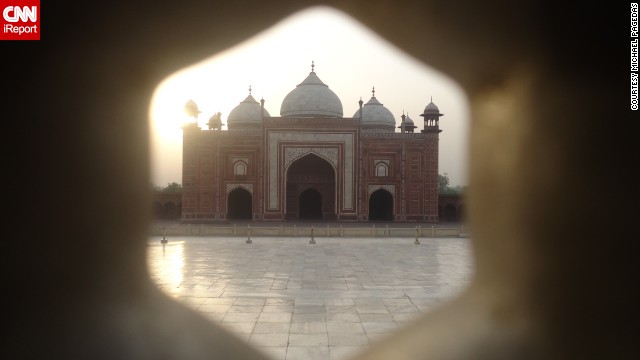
181,64,444,222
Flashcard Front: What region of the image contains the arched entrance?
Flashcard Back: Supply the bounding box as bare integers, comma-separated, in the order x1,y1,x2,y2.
162,201,178,219
443,203,457,222
227,187,252,220
368,189,393,221
286,153,336,220
299,188,323,219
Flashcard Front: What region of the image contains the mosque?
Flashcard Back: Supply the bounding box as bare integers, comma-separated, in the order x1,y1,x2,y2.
181,63,444,223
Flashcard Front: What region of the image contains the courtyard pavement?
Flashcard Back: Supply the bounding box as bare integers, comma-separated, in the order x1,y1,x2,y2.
147,236,473,360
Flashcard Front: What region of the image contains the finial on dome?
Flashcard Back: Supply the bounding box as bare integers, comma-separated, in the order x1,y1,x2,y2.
249,85,252,95
372,86,375,97
311,60,315,73
430,96,433,102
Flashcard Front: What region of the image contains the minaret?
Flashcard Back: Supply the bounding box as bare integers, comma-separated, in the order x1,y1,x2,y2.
420,96,443,133
398,112,418,133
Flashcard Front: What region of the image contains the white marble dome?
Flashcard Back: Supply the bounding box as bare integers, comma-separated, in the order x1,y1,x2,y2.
280,71,343,117
353,96,396,127
227,94,269,125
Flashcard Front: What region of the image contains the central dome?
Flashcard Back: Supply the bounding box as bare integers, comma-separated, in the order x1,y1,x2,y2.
280,70,343,118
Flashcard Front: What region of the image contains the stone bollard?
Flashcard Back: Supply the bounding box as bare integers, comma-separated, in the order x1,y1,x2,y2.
309,226,316,244
246,224,252,244
415,225,420,244
160,226,168,245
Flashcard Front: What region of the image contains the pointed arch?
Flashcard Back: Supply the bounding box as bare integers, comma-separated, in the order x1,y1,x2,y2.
285,153,336,220
369,189,394,221
227,187,252,220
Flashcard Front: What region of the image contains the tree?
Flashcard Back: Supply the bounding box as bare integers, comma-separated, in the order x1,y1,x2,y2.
438,173,451,193
162,182,182,193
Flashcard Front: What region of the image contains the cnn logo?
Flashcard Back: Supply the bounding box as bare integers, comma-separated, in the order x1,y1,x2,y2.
1,1,40,40
3,6,37,22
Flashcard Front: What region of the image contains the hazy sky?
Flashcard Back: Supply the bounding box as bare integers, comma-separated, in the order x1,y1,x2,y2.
149,6,470,187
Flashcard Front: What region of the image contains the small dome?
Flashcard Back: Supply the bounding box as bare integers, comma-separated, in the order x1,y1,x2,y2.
353,96,396,127
404,115,415,125
227,94,269,126
424,100,440,113
280,70,343,117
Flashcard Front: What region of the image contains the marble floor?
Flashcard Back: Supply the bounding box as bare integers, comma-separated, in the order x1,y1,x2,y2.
147,236,473,360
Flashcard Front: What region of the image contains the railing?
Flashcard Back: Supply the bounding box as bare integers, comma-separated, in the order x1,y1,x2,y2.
150,223,469,238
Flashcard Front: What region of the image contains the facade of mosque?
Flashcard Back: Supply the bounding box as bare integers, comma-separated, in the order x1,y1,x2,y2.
181,65,444,223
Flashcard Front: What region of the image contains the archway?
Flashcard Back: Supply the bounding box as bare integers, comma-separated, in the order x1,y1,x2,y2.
443,203,457,222
299,188,323,220
162,201,178,219
227,187,252,220
369,189,393,221
286,153,335,220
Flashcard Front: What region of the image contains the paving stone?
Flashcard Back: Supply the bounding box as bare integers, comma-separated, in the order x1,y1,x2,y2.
355,305,389,314
328,333,369,346
250,333,290,347
325,312,361,323
253,322,291,334
223,312,260,323
258,346,287,360
293,313,326,322
148,236,473,360
326,322,364,334
289,334,329,347
219,322,256,334
329,346,368,360
357,313,394,322
362,322,399,333
257,312,292,323
290,322,327,334
286,346,330,360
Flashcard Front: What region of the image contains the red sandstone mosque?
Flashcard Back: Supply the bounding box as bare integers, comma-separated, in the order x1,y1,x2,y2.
181,63,444,223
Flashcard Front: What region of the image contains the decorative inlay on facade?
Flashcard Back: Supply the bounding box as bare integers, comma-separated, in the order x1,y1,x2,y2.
226,183,254,194
361,128,393,133
284,147,338,170
202,130,262,137
368,184,396,196
362,133,430,138
268,132,354,211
